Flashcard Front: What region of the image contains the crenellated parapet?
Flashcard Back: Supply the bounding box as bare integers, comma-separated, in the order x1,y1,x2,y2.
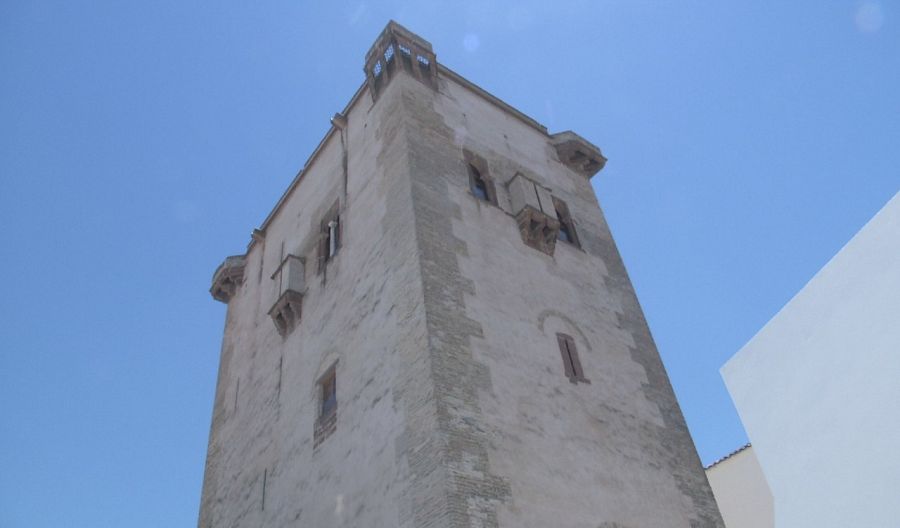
210,255,247,303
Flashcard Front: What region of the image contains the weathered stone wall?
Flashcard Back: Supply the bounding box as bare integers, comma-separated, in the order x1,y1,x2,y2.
397,69,724,527
198,73,432,527
200,39,723,527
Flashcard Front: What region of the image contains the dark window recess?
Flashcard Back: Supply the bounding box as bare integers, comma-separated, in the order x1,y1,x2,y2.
553,197,580,247
469,165,488,201
317,201,342,275
557,218,573,243
401,53,413,71
399,44,413,71
417,54,431,77
314,367,338,448
261,469,267,511
467,163,497,205
276,356,283,401
321,371,336,417
557,333,589,384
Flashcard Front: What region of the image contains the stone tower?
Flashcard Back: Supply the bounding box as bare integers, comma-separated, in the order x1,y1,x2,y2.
200,22,724,528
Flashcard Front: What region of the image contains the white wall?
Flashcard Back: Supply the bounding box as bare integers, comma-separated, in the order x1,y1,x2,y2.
722,191,900,528
706,445,773,528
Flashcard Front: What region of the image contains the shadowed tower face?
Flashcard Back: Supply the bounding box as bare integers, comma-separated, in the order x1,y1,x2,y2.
200,21,724,528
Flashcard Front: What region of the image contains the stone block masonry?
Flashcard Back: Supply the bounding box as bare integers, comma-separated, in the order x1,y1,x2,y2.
199,21,724,528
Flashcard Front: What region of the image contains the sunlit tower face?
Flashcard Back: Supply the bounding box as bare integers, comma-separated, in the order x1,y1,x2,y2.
200,21,723,528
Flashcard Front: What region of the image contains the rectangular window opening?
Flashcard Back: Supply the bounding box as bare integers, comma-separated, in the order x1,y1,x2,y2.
314,365,338,448
320,369,337,418
557,333,588,384
261,469,267,511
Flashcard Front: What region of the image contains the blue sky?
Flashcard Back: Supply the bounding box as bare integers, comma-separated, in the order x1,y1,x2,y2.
1,1,897,526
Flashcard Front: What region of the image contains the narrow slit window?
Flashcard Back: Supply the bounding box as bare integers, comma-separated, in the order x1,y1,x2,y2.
321,370,336,417
314,366,338,448
556,333,588,384
553,197,580,248
557,214,573,243
261,469,267,511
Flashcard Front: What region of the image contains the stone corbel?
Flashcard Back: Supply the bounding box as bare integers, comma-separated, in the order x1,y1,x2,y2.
268,290,304,337
210,255,247,303
550,131,607,178
516,206,560,256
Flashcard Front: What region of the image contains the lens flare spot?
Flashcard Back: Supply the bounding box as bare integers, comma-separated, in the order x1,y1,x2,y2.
463,33,480,52
855,1,884,33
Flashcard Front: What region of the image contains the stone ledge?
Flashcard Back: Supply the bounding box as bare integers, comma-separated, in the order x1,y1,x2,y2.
515,206,560,256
